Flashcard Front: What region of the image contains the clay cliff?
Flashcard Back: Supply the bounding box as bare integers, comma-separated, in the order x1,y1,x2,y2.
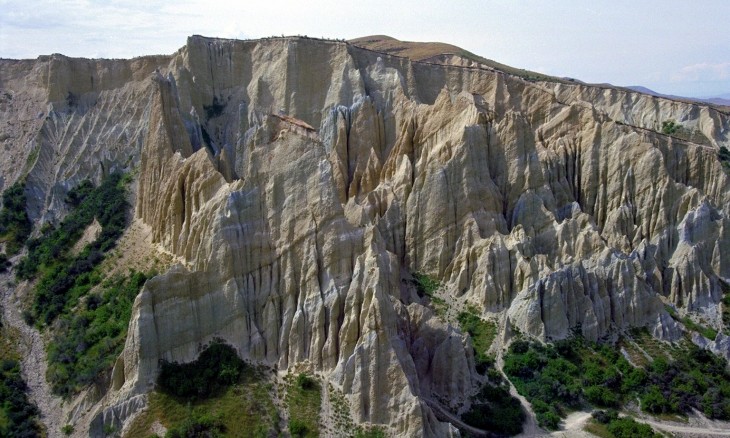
1,35,729,436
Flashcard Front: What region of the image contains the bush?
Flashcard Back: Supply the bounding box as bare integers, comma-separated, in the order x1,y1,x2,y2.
0,181,31,256
584,385,619,407
641,346,730,419
461,384,524,435
718,146,730,162
412,273,440,297
536,409,561,430
506,334,730,428
457,307,497,373
661,120,680,135
46,271,148,397
606,417,660,438
504,337,625,428
354,427,386,438
158,341,245,399
296,373,316,391
21,173,130,326
18,172,128,282
0,359,42,437
622,367,647,392
509,339,530,354
64,180,94,206
591,409,618,424
165,412,225,438
0,253,10,273
289,419,307,437
503,340,582,422
285,371,321,438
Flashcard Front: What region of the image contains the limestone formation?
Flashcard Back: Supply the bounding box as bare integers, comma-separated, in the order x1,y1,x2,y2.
1,35,729,436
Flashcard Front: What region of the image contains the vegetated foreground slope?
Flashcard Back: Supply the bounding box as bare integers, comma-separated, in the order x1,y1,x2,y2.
0,34,729,437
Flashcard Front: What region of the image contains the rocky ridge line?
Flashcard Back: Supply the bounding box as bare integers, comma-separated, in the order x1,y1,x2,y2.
0,35,728,436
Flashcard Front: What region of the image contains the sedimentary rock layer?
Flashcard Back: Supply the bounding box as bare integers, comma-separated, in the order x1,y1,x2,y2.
1,35,729,436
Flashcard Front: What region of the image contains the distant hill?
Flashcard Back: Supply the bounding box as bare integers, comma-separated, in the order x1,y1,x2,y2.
349,35,563,83
627,85,730,107
707,96,730,106
626,85,663,96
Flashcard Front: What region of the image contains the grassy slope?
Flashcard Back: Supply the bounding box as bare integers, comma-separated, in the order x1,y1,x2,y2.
349,35,564,82
126,367,280,438
285,374,322,438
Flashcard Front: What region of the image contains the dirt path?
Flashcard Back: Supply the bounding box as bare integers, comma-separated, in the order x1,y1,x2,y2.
550,411,595,438
634,417,730,437
1,265,65,437
492,320,595,438
493,317,544,438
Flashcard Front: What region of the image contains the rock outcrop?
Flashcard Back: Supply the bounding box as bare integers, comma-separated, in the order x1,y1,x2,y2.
1,35,729,436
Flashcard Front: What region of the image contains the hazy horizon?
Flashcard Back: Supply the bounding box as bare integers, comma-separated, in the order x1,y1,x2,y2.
1,0,728,99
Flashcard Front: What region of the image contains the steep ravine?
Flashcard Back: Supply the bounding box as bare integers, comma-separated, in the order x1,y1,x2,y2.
1,35,729,437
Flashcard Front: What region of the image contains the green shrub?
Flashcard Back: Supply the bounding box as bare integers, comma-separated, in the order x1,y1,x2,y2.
606,417,660,438
165,412,225,438
641,346,730,419
536,409,561,430
126,372,279,438
0,359,42,437
21,172,130,326
64,180,94,207
591,410,660,437
681,316,718,340
47,271,148,397
17,172,128,282
505,334,730,427
584,385,619,407
0,180,31,256
412,273,440,297
354,426,386,438
296,373,316,391
591,409,618,424
461,383,524,435
504,340,582,421
457,307,497,374
509,339,530,354
621,367,647,392
285,372,321,438
661,120,680,135
158,341,245,399
718,146,730,162
0,253,9,273
289,419,307,437
504,338,617,428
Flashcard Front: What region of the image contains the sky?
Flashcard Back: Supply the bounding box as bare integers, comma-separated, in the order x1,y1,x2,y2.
1,0,728,98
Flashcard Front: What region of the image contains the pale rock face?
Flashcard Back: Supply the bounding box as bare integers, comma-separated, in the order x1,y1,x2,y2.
0,54,170,224
693,332,730,362
2,35,729,436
